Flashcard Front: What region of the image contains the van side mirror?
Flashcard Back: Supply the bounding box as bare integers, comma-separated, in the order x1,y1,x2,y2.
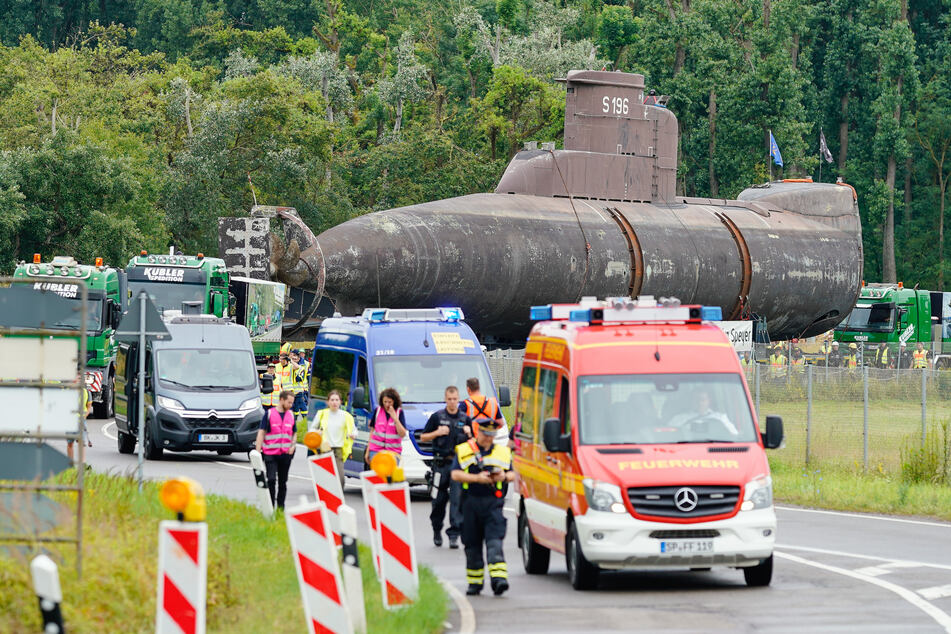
542,417,571,453
351,386,369,410
260,374,274,394
498,385,511,408
762,415,784,449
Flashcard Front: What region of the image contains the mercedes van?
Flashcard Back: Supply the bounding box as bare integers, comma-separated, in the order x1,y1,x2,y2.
308,307,511,483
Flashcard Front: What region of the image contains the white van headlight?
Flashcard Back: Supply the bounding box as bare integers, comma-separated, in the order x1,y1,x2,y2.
583,479,626,514
741,475,773,511
157,396,185,411
238,397,262,412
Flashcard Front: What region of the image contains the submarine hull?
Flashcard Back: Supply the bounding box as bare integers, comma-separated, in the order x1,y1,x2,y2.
318,183,862,342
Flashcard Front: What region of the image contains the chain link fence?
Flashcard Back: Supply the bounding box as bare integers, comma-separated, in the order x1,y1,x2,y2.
486,342,951,474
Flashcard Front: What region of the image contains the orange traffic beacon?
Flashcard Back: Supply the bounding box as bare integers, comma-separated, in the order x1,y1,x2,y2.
514,297,783,590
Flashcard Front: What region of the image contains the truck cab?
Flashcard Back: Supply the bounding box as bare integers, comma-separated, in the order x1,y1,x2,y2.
834,284,929,346
114,314,267,459
308,307,511,484
515,297,783,590
14,254,126,418
126,251,230,317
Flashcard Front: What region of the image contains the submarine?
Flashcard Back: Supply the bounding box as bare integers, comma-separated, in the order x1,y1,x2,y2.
270,70,863,343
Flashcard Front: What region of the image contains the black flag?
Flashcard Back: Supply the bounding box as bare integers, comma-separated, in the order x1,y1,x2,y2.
820,130,834,164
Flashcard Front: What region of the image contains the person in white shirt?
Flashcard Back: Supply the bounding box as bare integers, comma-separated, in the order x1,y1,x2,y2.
309,390,356,489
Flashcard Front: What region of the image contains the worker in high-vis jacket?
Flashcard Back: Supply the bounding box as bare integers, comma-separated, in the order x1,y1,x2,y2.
451,417,514,597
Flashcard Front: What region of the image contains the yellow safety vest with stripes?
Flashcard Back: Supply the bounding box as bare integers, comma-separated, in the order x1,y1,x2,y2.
261,372,282,406
455,441,512,492
913,350,928,369
291,360,309,393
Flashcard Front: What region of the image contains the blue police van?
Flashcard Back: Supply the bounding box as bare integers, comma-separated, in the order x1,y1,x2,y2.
308,307,510,484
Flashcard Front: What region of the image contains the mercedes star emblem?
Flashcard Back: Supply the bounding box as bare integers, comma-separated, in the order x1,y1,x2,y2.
674,487,699,512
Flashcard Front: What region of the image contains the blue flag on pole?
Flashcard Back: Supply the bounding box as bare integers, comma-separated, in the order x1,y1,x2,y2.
769,131,783,167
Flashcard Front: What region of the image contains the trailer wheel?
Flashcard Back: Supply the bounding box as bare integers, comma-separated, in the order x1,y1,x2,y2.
93,376,114,419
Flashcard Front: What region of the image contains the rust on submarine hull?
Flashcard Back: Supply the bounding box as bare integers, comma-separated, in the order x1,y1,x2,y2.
283,70,862,342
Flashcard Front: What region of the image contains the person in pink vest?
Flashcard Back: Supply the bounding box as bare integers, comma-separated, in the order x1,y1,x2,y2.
254,390,297,509
366,387,407,464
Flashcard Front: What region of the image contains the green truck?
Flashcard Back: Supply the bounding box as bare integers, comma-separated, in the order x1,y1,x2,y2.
833,283,951,366
13,255,126,417
125,250,285,363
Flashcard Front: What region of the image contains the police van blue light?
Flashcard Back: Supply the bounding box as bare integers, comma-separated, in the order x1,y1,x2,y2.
309,307,511,484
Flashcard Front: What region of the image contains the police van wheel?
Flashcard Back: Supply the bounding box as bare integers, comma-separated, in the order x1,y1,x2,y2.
743,555,773,587
566,522,599,590
117,430,136,454
519,511,550,575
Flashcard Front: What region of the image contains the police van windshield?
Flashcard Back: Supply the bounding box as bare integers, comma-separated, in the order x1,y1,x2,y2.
129,281,205,314
837,302,896,333
157,349,257,390
577,373,757,444
373,355,493,403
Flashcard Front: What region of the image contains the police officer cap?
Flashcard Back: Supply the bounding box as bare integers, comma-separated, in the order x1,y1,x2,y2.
479,419,503,432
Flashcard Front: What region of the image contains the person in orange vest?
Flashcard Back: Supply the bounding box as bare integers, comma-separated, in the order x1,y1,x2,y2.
844,343,859,372
789,340,805,373
255,390,297,509
913,342,930,369
462,377,506,440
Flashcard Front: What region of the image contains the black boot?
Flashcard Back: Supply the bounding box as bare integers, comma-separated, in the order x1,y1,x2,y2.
491,577,509,596
466,584,482,596
449,536,459,549
434,533,443,547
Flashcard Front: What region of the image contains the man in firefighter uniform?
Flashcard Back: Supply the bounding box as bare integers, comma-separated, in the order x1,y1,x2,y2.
289,349,310,424
451,418,514,596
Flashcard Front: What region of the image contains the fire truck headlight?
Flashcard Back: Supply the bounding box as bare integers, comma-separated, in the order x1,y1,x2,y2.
583,479,626,513
741,475,773,511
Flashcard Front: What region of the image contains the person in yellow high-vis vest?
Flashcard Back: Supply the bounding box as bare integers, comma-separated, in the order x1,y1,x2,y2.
844,343,858,372
289,349,310,422
261,363,282,412
913,342,929,369
768,345,787,378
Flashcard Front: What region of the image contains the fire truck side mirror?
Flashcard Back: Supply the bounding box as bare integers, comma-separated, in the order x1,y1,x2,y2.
542,417,571,453
763,415,784,449
497,385,511,408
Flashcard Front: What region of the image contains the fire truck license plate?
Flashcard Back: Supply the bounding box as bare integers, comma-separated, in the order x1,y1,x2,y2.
660,540,714,554
199,434,228,443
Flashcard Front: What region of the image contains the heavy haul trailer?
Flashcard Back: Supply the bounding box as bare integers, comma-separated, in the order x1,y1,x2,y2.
13,255,126,418
229,276,285,364
834,283,951,366
272,70,863,344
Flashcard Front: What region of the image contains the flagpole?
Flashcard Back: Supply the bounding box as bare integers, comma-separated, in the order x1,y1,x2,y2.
768,129,772,182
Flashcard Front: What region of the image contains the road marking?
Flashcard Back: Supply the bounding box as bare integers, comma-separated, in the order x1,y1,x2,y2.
854,566,895,577
440,577,476,634
776,552,951,632
777,544,951,572
101,421,311,481
777,505,951,529
920,585,951,601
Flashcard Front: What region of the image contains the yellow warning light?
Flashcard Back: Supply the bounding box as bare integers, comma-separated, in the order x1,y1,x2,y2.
159,477,206,522
303,431,323,450
370,451,398,479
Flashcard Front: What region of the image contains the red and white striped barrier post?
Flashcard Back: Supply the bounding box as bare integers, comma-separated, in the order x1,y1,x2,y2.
156,521,207,634
308,452,344,546
286,497,354,634
359,470,386,577
374,481,419,608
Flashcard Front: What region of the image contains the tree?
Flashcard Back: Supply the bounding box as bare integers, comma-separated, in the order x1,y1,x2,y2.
376,32,428,136
597,6,638,69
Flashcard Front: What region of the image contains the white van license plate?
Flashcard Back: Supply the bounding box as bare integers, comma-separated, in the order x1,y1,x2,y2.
660,540,714,554
199,434,228,443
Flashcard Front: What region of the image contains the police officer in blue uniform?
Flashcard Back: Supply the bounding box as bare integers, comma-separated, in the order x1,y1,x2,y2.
451,417,514,596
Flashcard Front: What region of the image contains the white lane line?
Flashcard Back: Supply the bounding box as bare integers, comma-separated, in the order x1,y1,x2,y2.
777,505,951,529
920,585,951,601
776,544,951,573
101,421,311,481
440,577,476,634
854,566,895,577
776,552,951,632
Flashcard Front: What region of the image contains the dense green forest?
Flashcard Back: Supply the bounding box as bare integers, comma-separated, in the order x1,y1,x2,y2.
0,0,948,287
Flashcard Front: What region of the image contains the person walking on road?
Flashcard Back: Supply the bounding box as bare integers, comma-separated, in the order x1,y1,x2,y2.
367,387,407,465
451,417,514,596
463,377,506,440
420,385,472,549
310,389,355,490
255,390,297,510
67,387,93,462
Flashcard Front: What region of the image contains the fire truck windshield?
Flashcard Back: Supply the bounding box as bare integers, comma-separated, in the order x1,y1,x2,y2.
577,373,757,445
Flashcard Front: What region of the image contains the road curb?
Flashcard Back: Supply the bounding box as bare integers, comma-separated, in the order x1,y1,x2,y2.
439,576,476,634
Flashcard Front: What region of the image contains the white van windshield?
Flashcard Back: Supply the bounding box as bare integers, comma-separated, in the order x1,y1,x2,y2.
157,349,257,391
577,373,757,444
373,355,493,403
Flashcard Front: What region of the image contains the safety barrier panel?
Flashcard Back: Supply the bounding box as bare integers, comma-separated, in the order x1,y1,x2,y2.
156,520,207,634
359,470,386,577
308,452,344,546
374,481,418,608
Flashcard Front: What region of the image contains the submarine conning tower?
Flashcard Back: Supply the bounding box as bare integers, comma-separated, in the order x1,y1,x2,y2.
495,70,678,202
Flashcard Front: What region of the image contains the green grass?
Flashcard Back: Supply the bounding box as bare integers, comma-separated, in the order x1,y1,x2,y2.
770,459,951,521
0,471,446,633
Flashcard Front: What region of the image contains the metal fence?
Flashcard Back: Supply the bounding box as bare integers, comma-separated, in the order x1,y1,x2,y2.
486,343,951,473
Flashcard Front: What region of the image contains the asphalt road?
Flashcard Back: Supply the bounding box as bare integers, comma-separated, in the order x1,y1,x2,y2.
85,419,951,633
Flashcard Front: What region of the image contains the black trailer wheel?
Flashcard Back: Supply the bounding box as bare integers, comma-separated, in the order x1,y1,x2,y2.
93,377,114,419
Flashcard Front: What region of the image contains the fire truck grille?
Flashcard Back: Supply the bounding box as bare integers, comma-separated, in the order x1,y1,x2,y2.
627,486,740,518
